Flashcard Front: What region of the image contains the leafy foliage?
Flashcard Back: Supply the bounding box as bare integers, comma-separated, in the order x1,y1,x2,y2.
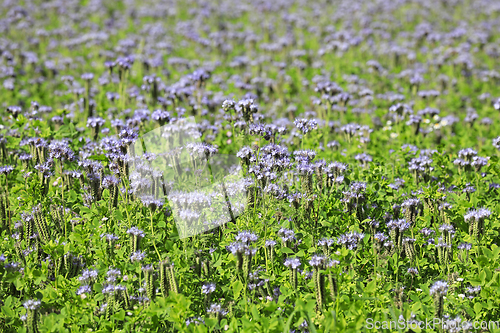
0,0,500,332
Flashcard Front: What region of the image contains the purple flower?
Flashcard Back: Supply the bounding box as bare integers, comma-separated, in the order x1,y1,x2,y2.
126,227,145,238
186,317,205,326
87,117,105,128
79,269,99,283
458,242,472,250
202,282,216,294
294,118,318,134
48,140,75,161
336,231,365,250
235,231,258,244
130,251,145,263
430,281,448,296
23,300,41,310
0,165,14,175
76,285,92,296
265,240,276,247
284,257,301,269
81,73,94,81
101,175,120,188
309,254,326,267
222,99,236,111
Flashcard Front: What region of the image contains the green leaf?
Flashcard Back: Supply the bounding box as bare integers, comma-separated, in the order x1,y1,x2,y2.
484,267,492,282
80,206,91,215
250,304,260,320
4,296,12,309
493,246,500,259
2,305,14,317
113,209,124,220
233,280,243,299
114,309,126,321
88,154,107,161
474,302,483,315
365,280,377,293
363,233,370,244
483,248,493,259
68,190,77,202
465,306,475,318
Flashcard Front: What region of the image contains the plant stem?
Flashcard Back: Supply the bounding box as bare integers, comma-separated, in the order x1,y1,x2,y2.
150,210,161,261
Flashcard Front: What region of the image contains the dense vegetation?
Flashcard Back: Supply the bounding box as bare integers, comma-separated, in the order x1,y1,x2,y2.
0,0,500,332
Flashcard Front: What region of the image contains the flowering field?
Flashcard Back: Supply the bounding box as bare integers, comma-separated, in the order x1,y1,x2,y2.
1,0,500,332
